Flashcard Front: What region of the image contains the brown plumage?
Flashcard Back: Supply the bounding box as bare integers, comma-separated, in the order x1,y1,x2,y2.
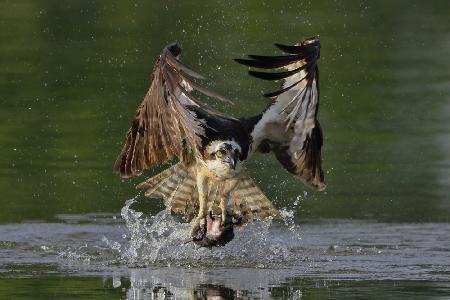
136,162,278,225
113,43,232,178
114,38,326,245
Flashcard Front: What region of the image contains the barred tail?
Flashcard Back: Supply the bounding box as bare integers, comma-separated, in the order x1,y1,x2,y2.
137,163,278,224
136,162,199,220
231,176,279,223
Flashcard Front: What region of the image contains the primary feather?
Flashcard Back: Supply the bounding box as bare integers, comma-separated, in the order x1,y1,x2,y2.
115,38,326,235
235,38,325,190
114,44,232,178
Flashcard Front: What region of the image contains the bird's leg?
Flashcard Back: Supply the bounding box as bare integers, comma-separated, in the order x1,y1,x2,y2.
219,197,228,226
197,174,208,221
191,170,208,237
220,178,239,225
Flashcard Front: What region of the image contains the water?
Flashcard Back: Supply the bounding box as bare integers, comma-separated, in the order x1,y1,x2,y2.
1,0,450,298
1,200,450,298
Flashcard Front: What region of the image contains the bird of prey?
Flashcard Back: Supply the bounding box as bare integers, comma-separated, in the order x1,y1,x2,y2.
114,38,325,247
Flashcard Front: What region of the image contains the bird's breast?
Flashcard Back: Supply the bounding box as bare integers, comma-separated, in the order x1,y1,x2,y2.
202,159,244,180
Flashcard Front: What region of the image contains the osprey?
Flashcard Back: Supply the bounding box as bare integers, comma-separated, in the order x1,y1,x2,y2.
114,38,325,246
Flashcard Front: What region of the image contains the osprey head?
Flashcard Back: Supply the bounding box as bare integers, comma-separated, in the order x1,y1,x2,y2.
205,140,242,176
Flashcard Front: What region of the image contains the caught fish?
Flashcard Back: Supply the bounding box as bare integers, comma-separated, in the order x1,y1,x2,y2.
192,209,238,247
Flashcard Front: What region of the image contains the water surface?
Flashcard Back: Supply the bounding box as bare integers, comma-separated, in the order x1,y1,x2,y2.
1,0,450,299
1,204,450,298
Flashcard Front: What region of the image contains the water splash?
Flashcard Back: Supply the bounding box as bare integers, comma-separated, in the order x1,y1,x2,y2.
1,214,450,281
113,198,307,268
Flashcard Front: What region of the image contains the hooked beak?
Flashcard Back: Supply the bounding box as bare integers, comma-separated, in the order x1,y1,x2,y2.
220,150,239,170
230,151,238,170
231,158,237,170
225,157,237,170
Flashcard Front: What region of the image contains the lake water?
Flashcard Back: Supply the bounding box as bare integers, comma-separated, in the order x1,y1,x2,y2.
1,0,450,299
1,203,450,299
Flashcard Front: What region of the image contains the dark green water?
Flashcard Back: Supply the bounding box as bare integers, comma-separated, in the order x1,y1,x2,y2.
1,0,450,299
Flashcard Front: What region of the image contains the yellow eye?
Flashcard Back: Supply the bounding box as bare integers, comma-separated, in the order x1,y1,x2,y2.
215,150,225,158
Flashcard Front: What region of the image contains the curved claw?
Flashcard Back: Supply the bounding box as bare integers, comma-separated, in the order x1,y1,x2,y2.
191,217,206,239
232,215,243,226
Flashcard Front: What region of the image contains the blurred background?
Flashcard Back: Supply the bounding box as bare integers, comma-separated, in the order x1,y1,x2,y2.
1,0,450,224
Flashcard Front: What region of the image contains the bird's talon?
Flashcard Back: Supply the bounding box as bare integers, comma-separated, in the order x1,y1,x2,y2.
190,217,206,238
232,215,243,225
230,211,243,225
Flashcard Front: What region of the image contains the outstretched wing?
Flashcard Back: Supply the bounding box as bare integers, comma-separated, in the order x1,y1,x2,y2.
235,38,325,190
114,43,233,178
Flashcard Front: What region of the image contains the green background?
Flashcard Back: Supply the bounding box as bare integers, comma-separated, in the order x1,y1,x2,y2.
1,0,450,223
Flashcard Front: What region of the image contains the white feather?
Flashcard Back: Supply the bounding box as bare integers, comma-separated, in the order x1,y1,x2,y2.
250,60,318,152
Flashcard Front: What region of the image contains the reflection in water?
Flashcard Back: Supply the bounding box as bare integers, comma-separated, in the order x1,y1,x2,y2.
1,211,450,298
116,201,450,284
190,285,237,300
126,268,298,299
122,267,450,300
1,209,450,280
1,1,450,298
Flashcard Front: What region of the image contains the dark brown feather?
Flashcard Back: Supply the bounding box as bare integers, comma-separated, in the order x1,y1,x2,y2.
114,44,233,178
247,64,307,81
274,39,320,54
236,39,320,99
234,56,299,69
235,37,326,190
271,122,325,190
262,78,305,98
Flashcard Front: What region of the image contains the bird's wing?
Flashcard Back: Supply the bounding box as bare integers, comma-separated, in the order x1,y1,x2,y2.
136,162,199,220
137,165,278,223
230,176,279,223
235,38,325,190
114,43,234,178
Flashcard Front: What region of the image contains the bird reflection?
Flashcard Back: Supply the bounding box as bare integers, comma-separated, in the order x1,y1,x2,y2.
124,268,284,299
148,284,238,300
190,284,236,300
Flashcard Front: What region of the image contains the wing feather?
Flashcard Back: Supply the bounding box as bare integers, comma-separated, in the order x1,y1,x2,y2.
114,44,233,178
235,38,325,190
231,176,279,223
